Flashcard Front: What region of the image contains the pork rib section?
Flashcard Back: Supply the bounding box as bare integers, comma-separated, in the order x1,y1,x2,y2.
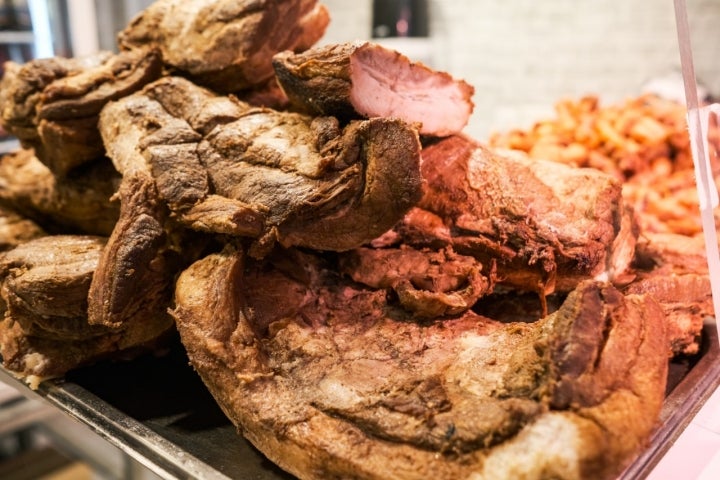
119,0,330,93
273,42,475,137
171,246,667,480
98,76,423,255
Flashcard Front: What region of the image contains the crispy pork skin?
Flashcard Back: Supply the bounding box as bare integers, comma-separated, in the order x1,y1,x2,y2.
98,76,423,255
0,49,162,176
393,135,637,298
273,42,475,136
0,149,120,236
118,0,329,93
172,246,667,480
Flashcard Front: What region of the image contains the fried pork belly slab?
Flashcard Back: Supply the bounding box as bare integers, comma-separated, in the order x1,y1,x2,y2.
98,76,423,256
172,245,667,480
389,135,637,298
0,49,162,176
0,235,174,386
0,149,120,236
273,41,475,136
118,0,330,93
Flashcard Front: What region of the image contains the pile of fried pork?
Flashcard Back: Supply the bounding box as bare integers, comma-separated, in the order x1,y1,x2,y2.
0,1,713,479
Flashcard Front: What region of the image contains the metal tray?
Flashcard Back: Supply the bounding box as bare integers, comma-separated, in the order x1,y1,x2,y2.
2,319,719,480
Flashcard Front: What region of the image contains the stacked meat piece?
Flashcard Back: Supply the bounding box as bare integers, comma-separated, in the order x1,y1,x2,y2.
490,95,716,355
0,0,700,479
174,247,667,480
0,0,350,381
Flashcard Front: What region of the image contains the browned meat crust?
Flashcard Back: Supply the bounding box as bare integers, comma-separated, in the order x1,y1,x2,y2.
273,41,474,136
339,246,494,318
0,49,162,176
0,205,45,252
98,76,423,256
0,235,107,339
86,174,175,329
119,0,329,93
390,135,637,298
172,245,667,480
0,149,120,236
0,318,171,387
0,235,175,384
625,232,713,355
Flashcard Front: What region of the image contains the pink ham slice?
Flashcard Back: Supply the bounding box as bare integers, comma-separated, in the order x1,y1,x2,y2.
273,41,475,137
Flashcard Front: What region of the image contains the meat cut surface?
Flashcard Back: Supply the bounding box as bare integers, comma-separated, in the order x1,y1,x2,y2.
0,49,162,176
98,76,423,256
119,0,329,93
273,42,475,136
171,245,668,480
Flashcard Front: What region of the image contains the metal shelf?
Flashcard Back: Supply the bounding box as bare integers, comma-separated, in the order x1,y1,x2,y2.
0,340,292,480
0,395,57,436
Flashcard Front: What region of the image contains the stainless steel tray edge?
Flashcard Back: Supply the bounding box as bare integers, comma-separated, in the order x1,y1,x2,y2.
0,367,232,480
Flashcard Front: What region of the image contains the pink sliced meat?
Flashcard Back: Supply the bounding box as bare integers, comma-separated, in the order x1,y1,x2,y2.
273,42,475,137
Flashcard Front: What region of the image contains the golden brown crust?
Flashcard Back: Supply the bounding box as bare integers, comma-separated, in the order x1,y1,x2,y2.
172,247,668,480
0,49,162,176
119,0,330,93
0,235,175,385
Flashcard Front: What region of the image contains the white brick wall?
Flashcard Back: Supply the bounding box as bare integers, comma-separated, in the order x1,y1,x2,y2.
320,0,720,138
